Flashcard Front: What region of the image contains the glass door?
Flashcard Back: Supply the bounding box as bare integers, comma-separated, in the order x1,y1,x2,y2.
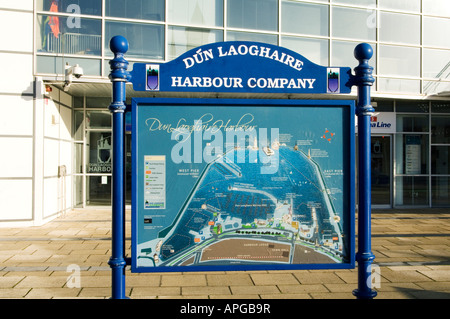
86,131,112,206
371,135,392,207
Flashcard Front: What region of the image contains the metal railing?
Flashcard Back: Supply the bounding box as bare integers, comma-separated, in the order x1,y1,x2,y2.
423,60,450,95
46,32,101,55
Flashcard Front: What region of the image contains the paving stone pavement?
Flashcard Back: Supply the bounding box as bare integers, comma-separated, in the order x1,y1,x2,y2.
0,208,449,299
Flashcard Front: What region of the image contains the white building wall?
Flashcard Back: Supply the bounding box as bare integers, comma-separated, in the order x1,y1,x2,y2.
0,2,73,226
42,88,73,221
0,3,34,225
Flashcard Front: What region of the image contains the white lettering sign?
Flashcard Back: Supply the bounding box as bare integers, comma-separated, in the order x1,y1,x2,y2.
370,113,396,133
182,44,304,72
171,76,316,90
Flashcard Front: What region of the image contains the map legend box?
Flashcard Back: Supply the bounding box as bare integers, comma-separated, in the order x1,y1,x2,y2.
143,155,166,209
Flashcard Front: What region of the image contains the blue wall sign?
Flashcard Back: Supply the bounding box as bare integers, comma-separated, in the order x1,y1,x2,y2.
130,41,352,94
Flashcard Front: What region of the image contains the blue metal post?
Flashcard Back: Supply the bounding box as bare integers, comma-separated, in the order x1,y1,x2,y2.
108,35,131,299
352,43,377,299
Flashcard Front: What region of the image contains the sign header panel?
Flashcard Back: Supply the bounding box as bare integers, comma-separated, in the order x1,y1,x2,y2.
130,41,352,94
131,98,355,273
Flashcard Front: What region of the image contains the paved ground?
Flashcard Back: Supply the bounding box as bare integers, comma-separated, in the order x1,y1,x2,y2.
0,208,449,299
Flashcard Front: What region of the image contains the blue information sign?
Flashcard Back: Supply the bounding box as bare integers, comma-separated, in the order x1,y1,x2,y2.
130,41,352,95
108,36,377,298
131,98,355,273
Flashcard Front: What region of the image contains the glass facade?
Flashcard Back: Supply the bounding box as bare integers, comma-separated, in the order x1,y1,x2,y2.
281,1,328,37
228,0,278,31
72,97,134,207
35,0,450,95
36,0,450,95
168,0,223,27
73,97,114,207
391,100,450,207
105,0,165,21
34,1,450,208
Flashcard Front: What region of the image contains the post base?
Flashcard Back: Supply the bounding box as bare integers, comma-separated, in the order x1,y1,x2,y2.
352,288,377,299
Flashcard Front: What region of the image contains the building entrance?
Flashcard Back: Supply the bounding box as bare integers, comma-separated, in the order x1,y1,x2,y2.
371,135,392,207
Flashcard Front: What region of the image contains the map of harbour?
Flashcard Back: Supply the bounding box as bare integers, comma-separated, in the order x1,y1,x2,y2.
137,141,348,268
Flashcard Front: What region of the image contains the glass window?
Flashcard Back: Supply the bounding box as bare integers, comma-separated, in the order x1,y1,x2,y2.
37,56,101,76
86,111,111,129
423,49,450,79
374,100,394,112
379,45,420,77
105,0,164,21
431,101,450,114
423,81,450,95
87,175,112,206
396,100,429,113
168,26,223,60
73,176,83,207
431,146,450,174
37,0,102,16
432,177,450,207
377,78,421,94
227,0,278,32
395,134,429,175
379,0,420,12
168,0,223,27
395,176,429,206
74,111,84,141
227,31,277,45
105,21,164,59
74,143,84,174
282,36,328,66
379,12,420,45
332,7,376,41
422,0,450,17
281,1,328,37
37,15,101,55
86,97,111,109
86,131,112,174
396,115,429,132
423,17,450,49
332,41,376,72
333,0,375,6
371,136,392,206
431,116,450,144
74,96,83,108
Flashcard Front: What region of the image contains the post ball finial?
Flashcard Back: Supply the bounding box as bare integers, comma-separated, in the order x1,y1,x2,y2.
354,43,373,61
110,35,129,55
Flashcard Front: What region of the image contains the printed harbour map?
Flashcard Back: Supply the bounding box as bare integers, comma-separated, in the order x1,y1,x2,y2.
133,102,353,270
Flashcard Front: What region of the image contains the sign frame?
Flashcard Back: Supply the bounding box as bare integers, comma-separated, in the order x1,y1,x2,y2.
131,97,356,273
108,35,378,299
130,41,352,95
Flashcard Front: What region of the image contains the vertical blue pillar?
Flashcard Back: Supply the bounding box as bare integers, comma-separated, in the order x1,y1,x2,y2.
352,43,377,299
108,35,131,299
